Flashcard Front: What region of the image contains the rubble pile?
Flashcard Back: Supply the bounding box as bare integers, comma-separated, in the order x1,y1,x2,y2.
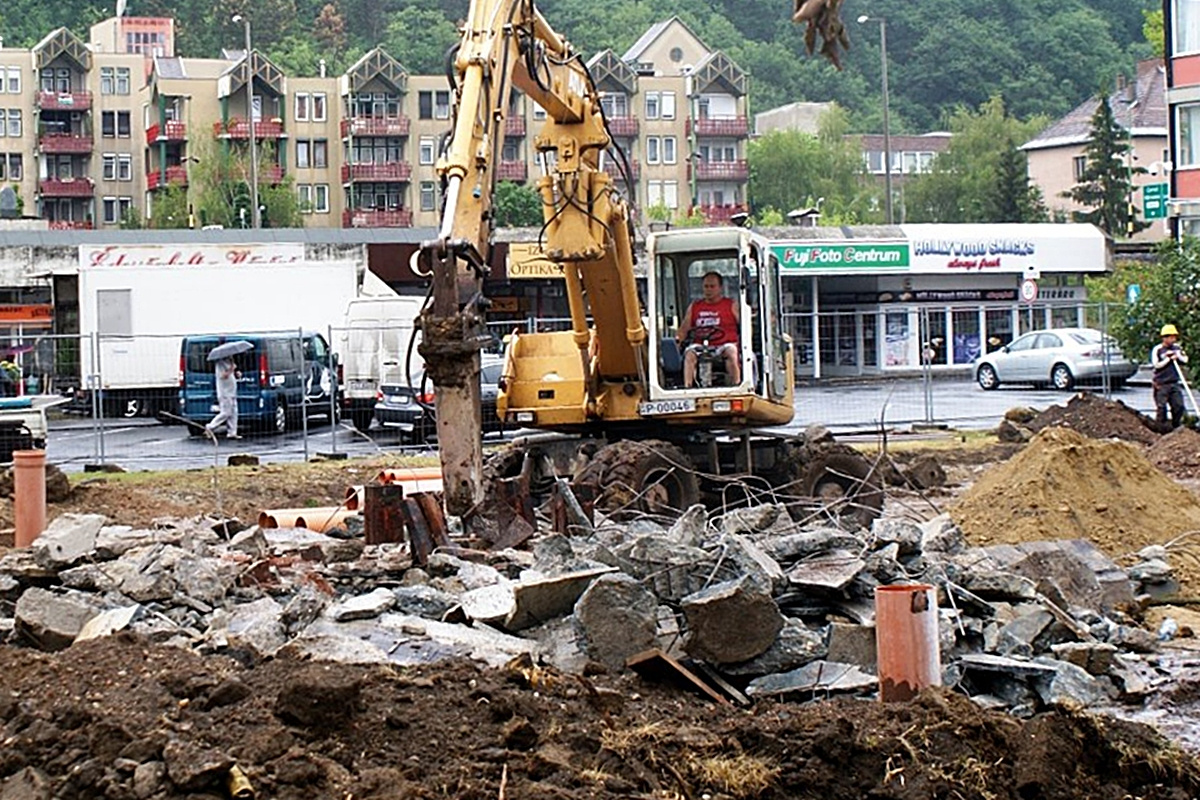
1149,425,1200,480
1022,392,1161,444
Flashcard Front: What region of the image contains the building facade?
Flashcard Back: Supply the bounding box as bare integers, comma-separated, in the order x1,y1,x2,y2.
1166,0,1200,235
0,14,748,232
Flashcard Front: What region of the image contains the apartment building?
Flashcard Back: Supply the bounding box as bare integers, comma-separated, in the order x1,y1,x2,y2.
0,14,748,231
1166,0,1200,236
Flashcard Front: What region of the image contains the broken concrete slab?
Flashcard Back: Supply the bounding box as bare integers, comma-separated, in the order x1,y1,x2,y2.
826,621,878,671
391,585,459,620
719,504,781,536
75,605,142,642
995,608,1054,658
1050,642,1118,676
222,596,286,658
277,632,394,665
459,583,515,625
30,513,106,569
15,587,102,651
721,619,827,676
756,528,861,563
1031,657,1110,707
228,527,268,556
920,514,966,554
329,587,397,622
612,534,714,602
870,518,922,556
505,566,617,631
666,504,708,547
956,652,1059,679
746,660,877,698
722,534,785,593
961,571,1038,602
574,573,659,671
378,612,534,668
681,575,784,665
785,552,865,593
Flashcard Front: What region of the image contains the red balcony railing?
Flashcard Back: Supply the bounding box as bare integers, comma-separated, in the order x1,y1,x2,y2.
606,116,639,137
686,117,750,138
602,158,640,180
689,159,749,181
146,165,188,189
496,161,528,182
504,116,526,137
37,91,92,111
340,117,411,137
261,165,284,184
698,203,748,224
40,177,95,197
342,208,414,228
48,220,94,230
213,118,285,138
146,121,187,142
39,133,92,154
341,162,413,182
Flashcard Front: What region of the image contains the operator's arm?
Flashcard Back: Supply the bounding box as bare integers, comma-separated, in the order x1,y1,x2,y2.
677,304,694,344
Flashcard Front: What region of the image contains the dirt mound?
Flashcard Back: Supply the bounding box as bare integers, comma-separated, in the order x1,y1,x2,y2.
1149,426,1200,480
1027,392,1160,445
0,635,1194,799
951,428,1200,586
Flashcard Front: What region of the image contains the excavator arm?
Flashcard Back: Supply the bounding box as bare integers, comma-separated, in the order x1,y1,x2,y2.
417,0,644,516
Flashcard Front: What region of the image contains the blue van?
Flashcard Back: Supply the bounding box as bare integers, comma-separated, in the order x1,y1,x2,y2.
178,332,338,434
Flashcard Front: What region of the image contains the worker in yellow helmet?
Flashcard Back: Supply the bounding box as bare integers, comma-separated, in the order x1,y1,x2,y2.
1151,324,1189,429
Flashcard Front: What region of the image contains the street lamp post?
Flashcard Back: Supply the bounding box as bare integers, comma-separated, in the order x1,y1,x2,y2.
232,14,259,228
858,15,893,225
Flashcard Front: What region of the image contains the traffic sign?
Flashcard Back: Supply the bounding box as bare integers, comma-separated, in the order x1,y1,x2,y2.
1020,278,1038,303
1144,182,1169,220
1127,283,1141,305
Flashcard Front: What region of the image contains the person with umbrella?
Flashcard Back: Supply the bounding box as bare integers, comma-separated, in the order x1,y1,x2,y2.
205,341,251,440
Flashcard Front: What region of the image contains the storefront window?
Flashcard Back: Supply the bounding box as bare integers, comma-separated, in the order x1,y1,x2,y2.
921,308,947,365
818,313,837,367
951,308,980,364
885,311,910,366
1051,306,1080,328
837,314,857,367
863,311,878,367
984,309,1013,351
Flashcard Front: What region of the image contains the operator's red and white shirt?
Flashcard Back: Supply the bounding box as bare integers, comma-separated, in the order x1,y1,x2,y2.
687,297,738,346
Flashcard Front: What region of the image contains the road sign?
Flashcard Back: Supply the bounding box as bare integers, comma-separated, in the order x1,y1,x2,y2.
1127,283,1141,305
1020,278,1038,303
1144,182,1169,220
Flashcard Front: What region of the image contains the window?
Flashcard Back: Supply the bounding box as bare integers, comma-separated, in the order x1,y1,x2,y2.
5,67,18,94
418,91,433,119
118,154,132,181
501,140,519,162
102,154,117,180
119,197,132,220
313,139,327,169
645,92,660,120
56,68,70,93
313,93,326,121
1178,105,1200,168
420,181,436,211
297,184,312,211
7,154,20,180
117,111,130,138
419,136,436,165
647,180,679,209
918,152,934,173
532,103,546,120
103,197,118,224
600,94,628,117
116,67,130,95
5,110,18,138
297,140,311,169
434,90,450,119
0,110,5,138
662,136,676,164
102,111,115,138
295,93,310,121
0,156,4,179
100,67,113,95
646,136,660,164
1073,154,1088,179
902,152,919,174
314,184,329,213
1176,0,1200,53
661,91,676,120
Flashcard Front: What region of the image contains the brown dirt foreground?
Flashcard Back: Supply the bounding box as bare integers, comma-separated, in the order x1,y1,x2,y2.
1,636,1196,800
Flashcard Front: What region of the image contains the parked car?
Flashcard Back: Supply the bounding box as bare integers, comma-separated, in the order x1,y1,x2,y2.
374,356,505,442
973,327,1139,391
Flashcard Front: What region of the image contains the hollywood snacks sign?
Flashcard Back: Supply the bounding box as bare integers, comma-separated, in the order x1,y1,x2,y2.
911,238,1037,270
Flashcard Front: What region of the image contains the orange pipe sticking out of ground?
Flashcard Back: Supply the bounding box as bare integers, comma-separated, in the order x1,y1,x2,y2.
874,583,941,702
13,450,46,548
257,507,359,533
344,485,364,511
376,468,444,484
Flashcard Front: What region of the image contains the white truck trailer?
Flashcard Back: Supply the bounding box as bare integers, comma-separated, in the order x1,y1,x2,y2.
69,243,359,417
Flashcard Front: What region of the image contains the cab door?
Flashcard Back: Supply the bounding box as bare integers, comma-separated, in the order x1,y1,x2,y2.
752,246,790,401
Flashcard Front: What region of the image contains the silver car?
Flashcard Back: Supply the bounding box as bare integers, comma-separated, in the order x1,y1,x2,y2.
974,327,1140,391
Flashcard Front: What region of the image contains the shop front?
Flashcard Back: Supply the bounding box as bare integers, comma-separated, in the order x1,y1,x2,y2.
772,224,1110,379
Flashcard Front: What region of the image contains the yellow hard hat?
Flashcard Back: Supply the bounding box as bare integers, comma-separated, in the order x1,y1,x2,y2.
1162,324,1180,336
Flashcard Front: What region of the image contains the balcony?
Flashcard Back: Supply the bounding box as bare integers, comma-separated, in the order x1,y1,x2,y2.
342,208,413,228
686,117,750,138
47,220,94,230
146,165,188,190
341,162,412,182
602,158,640,180
504,116,526,137
213,118,285,139
698,203,748,224
689,159,749,181
340,117,411,138
606,116,639,137
39,133,92,154
261,165,284,184
37,91,92,112
146,121,187,142
40,177,94,197
496,161,528,182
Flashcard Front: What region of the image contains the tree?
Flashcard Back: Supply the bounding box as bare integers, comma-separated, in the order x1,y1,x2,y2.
148,184,191,229
190,138,303,229
493,181,543,228
313,4,347,60
1061,95,1148,239
1144,8,1164,58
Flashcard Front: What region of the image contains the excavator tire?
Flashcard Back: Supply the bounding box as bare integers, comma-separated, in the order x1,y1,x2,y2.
793,448,884,530
574,439,700,518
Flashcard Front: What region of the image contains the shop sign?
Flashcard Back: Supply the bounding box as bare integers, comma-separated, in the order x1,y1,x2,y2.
773,242,910,272
80,244,305,268
911,237,1037,271
876,289,1018,303
0,304,53,322
507,243,564,279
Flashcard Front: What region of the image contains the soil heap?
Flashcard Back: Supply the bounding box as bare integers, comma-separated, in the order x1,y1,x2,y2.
1027,392,1160,445
1149,426,1200,480
951,427,1200,587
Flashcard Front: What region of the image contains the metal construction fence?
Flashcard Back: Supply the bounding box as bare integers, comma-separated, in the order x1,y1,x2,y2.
0,302,1142,472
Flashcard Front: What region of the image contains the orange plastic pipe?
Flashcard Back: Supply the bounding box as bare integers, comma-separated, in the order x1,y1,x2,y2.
13,450,46,548
874,583,941,702
257,507,359,533
376,468,444,484
344,485,365,511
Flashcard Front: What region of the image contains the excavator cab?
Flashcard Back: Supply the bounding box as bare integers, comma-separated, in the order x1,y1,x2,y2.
644,227,794,429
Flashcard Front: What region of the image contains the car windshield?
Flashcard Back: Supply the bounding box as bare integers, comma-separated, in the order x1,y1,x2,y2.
1070,330,1101,344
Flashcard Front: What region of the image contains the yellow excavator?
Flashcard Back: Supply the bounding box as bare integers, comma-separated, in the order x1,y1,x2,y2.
416,0,877,526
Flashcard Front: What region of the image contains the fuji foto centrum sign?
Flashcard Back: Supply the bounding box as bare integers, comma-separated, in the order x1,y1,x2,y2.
772,242,911,272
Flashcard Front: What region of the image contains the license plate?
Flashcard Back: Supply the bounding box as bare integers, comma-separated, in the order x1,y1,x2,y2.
638,398,696,416
349,379,374,390
386,396,411,407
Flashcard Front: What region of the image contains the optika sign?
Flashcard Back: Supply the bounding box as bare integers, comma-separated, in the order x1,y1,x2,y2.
80,244,305,268
773,242,910,271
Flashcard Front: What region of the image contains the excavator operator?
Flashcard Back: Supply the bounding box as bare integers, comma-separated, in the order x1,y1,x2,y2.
676,271,741,388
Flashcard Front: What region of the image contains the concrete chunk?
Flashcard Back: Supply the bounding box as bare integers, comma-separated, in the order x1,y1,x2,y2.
1031,657,1109,708
826,622,878,671
15,587,102,651
746,660,877,698
721,619,827,676
1050,642,1117,675
681,575,784,665
786,552,865,592
223,596,286,658
574,573,658,670
870,518,922,556
75,605,142,642
329,587,397,622
505,566,617,631
30,513,105,569
758,528,861,562
392,585,459,619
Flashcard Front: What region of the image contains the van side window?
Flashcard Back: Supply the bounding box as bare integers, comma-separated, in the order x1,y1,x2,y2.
306,335,328,362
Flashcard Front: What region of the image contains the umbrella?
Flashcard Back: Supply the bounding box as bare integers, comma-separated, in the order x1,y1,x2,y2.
206,340,254,362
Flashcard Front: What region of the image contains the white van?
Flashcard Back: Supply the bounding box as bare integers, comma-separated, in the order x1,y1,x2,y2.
340,291,425,431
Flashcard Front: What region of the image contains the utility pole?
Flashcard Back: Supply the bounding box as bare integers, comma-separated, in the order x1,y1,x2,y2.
233,14,259,228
